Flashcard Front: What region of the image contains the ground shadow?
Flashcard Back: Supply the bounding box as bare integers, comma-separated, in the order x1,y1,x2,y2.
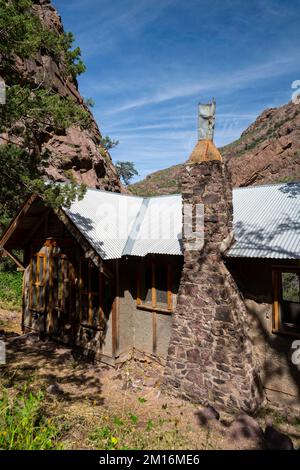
1,333,106,406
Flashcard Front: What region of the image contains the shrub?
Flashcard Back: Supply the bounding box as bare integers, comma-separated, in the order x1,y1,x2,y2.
0,389,62,450
0,271,23,310
88,411,187,450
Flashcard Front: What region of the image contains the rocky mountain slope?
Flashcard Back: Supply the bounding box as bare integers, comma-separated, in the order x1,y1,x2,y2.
130,101,300,196
1,0,122,192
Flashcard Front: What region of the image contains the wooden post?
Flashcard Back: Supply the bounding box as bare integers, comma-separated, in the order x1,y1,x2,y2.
272,268,280,332
152,310,157,356
42,253,46,311
21,269,26,333
48,242,54,334
88,261,93,326
79,258,82,323
29,247,33,329
112,259,119,359
151,259,157,356
69,261,76,345
151,259,156,308
136,261,142,306
167,263,173,311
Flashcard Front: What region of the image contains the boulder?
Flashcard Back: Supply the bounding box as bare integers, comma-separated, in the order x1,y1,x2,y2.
228,414,263,441
55,348,73,364
46,383,64,396
264,425,294,450
26,333,40,344
197,405,220,425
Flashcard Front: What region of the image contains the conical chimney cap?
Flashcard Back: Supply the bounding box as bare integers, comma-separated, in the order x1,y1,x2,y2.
188,139,222,163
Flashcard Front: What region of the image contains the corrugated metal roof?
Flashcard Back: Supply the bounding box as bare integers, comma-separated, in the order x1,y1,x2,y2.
228,183,300,259
65,190,182,259
65,189,143,260
65,182,300,260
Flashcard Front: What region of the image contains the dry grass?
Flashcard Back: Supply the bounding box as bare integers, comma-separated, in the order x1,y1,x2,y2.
1,309,299,450
0,336,222,450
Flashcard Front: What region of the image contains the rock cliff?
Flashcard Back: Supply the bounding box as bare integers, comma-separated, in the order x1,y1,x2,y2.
2,0,122,192
224,100,300,187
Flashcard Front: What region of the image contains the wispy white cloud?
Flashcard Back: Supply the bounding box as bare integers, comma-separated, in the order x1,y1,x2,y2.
54,0,300,183
66,0,175,59
106,113,256,134
106,53,300,115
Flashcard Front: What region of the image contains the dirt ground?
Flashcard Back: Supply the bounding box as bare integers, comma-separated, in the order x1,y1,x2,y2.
0,308,22,335
1,308,300,450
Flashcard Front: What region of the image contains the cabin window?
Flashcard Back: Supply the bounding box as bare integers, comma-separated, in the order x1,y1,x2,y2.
137,257,174,313
273,268,300,335
79,259,112,328
52,254,70,311
30,253,46,312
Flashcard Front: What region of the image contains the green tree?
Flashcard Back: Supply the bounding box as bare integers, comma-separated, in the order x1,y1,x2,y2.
0,0,90,232
115,161,138,186
0,0,86,79
84,97,95,109
100,135,119,151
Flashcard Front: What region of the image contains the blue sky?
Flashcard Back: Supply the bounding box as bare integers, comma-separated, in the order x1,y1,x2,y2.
53,0,300,182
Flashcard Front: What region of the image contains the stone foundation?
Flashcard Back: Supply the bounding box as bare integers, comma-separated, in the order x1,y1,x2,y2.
163,160,263,414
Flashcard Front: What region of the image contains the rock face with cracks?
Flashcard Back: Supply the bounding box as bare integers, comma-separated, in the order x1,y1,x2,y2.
0,0,122,192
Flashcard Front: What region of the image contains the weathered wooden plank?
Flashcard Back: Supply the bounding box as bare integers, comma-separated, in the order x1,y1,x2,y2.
272,268,280,332
167,263,173,311
151,259,156,308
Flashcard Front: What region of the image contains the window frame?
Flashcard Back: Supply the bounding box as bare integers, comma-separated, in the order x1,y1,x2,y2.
272,266,300,337
136,257,174,314
29,253,46,312
51,253,71,312
79,257,104,329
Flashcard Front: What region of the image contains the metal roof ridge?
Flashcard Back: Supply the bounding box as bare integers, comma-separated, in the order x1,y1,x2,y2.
84,187,143,199
233,182,300,191
142,193,182,199
84,187,183,200
122,198,151,256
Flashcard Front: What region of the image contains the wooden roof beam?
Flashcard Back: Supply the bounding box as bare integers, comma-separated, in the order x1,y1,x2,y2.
0,194,37,249
1,248,25,271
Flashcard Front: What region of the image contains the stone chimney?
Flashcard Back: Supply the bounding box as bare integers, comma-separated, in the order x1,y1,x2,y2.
163,101,262,414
